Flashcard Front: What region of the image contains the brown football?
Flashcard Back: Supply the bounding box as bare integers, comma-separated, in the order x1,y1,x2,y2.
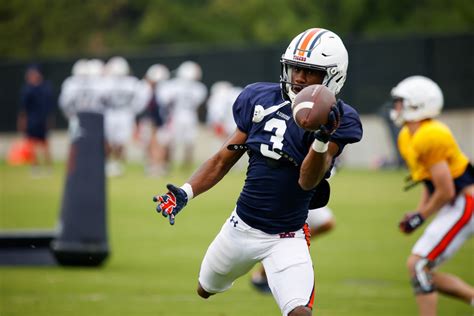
292,84,336,131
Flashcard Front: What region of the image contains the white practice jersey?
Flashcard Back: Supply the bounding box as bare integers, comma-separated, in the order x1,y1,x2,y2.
103,76,151,115
207,86,242,136
102,75,152,145
59,75,108,117
156,77,207,126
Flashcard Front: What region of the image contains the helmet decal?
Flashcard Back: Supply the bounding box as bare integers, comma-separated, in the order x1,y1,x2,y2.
293,28,328,59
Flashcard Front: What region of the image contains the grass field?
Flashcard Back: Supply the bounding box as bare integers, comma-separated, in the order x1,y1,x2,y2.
0,162,473,316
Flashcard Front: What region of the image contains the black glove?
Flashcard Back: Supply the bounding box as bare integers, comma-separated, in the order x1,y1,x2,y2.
399,212,425,234
153,184,188,225
314,99,344,143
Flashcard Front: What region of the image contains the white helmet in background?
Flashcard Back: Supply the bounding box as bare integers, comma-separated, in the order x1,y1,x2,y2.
176,60,202,81
390,75,444,126
87,59,104,76
145,64,170,83
105,56,130,76
281,28,348,101
72,59,89,76
210,81,232,95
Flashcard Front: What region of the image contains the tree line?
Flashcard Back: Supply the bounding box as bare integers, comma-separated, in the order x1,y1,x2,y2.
1,0,472,59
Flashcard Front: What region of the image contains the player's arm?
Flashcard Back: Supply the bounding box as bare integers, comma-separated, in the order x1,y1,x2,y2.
399,161,455,233
153,128,247,225
298,101,343,190
419,161,455,218
187,128,247,196
299,142,338,190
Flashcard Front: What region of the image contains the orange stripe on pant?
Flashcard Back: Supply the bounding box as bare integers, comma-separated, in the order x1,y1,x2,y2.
306,284,315,309
303,223,311,247
427,194,473,261
297,28,320,56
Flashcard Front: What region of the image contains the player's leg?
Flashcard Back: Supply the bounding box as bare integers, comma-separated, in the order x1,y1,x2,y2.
407,254,438,316
432,272,474,303
251,207,334,294
408,194,473,314
197,211,259,299
263,226,314,316
182,123,197,170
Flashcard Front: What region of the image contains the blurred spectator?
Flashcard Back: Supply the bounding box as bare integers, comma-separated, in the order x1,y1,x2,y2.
135,64,170,177
156,60,207,170
17,64,55,175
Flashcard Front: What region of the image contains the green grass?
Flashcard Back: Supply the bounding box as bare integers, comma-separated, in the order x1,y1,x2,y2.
0,162,473,315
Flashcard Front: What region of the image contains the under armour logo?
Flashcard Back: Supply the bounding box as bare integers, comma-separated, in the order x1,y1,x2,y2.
230,216,238,227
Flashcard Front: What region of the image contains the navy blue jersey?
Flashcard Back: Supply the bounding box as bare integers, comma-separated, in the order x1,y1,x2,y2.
233,82,362,234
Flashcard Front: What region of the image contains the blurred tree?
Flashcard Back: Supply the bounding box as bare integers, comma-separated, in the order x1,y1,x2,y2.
0,0,472,59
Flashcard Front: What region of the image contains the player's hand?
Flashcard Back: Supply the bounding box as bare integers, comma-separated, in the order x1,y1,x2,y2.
153,184,188,225
399,211,425,234
314,100,344,143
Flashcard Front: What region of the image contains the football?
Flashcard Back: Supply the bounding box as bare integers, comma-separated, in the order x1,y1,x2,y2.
292,84,336,131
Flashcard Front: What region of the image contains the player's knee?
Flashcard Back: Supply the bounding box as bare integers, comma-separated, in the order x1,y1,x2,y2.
408,257,436,295
288,305,312,316
406,255,419,274
196,282,213,299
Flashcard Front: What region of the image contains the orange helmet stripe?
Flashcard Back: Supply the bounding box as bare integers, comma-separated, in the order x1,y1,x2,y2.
297,28,320,56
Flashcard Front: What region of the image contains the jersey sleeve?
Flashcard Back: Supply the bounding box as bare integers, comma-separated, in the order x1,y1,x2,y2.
232,85,254,133
330,102,363,156
414,125,455,168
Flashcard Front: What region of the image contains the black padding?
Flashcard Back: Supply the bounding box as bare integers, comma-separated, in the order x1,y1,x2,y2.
308,179,331,209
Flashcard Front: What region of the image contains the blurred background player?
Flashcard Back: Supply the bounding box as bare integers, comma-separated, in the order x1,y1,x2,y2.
17,64,55,176
135,63,170,176
103,56,151,177
391,76,474,316
206,81,245,171
206,81,242,141
58,58,105,140
156,60,207,170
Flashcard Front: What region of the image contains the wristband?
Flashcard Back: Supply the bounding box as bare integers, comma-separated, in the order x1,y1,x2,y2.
311,139,328,153
180,183,194,200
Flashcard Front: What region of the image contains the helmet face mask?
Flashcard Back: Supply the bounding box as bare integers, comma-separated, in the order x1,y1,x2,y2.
390,76,444,126
280,28,348,102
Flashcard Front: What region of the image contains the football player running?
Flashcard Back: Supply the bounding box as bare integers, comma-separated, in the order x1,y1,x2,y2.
391,76,474,316
153,28,362,316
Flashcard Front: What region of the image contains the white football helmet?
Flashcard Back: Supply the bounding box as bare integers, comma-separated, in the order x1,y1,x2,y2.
281,28,348,101
176,60,202,81
72,59,89,76
390,75,444,126
210,81,232,95
87,59,104,76
105,56,130,76
145,64,170,83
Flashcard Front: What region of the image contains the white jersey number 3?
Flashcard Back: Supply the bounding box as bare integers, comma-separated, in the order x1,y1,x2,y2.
260,118,286,159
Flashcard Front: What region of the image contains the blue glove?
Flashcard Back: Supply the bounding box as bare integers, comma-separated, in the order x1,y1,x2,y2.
399,212,425,234
153,184,188,225
314,99,344,143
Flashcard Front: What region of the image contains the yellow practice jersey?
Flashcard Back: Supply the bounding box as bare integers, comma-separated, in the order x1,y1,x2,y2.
398,119,469,182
